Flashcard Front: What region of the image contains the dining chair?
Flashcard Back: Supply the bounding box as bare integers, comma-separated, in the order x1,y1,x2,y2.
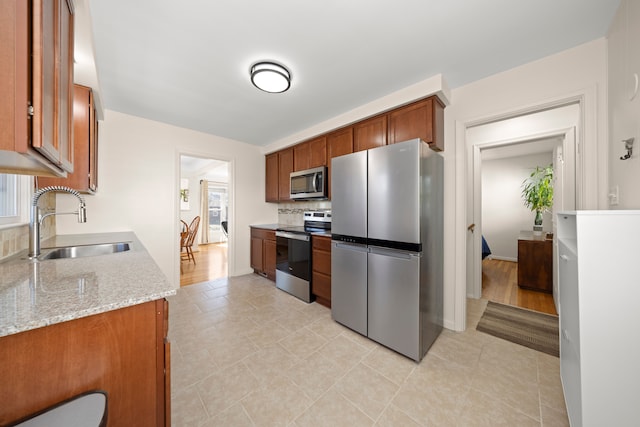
181,216,200,264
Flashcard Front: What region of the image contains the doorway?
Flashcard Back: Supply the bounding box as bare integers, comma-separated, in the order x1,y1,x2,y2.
466,103,580,314
479,137,563,315
179,154,230,286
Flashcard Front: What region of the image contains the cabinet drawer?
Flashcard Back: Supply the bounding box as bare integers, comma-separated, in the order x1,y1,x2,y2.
312,271,331,301
312,235,331,251
251,228,275,241
312,249,331,275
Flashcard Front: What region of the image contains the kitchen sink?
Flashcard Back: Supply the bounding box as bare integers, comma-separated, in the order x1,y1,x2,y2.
39,242,131,260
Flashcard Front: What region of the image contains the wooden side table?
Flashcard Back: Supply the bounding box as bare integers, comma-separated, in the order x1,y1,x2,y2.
517,231,553,293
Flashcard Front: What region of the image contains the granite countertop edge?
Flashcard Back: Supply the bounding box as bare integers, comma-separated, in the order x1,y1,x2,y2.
0,231,176,338
250,224,331,237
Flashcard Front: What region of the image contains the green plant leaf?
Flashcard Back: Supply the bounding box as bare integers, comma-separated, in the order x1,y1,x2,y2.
521,164,554,213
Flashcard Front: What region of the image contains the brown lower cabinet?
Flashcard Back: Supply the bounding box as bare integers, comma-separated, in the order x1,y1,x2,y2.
250,227,276,281
312,235,332,307
0,299,170,427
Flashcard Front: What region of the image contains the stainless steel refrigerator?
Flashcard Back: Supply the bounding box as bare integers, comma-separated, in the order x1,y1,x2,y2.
331,138,443,361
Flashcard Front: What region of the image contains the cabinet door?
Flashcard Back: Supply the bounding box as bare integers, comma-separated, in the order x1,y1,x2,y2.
312,236,332,307
250,236,264,271
88,92,98,192
0,0,29,154
264,238,276,281
278,148,293,201
388,97,445,151
265,153,279,202
354,115,386,152
327,127,353,199
308,136,327,168
31,0,74,172
293,141,310,171
38,85,97,192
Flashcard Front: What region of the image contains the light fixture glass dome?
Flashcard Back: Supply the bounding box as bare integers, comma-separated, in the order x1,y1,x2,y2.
251,62,291,93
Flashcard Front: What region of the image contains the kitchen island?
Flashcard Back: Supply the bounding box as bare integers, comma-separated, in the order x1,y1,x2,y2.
0,232,176,426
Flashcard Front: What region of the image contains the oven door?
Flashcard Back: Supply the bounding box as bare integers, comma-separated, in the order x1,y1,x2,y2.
275,231,312,302
275,231,311,281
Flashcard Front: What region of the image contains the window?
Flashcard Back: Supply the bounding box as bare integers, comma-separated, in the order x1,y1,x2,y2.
0,174,30,226
207,183,228,235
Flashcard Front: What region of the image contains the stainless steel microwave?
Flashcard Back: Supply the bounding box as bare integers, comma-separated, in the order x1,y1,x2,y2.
290,166,327,200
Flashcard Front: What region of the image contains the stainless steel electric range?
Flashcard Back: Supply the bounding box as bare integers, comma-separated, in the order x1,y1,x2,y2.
275,211,331,303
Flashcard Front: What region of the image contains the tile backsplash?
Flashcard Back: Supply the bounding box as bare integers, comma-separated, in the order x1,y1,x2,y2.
0,192,55,261
278,201,331,225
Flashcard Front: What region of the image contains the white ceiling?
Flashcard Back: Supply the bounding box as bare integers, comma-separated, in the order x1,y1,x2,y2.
481,136,562,161
181,156,229,182
85,0,619,147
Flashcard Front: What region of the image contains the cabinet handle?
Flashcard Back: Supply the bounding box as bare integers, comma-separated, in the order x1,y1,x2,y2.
560,254,569,261
562,329,570,342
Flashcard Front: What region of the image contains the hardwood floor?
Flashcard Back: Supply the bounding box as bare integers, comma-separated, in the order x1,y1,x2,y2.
482,258,557,315
180,243,228,287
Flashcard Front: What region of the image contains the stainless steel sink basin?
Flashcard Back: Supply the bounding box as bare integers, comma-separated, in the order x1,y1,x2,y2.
39,242,131,260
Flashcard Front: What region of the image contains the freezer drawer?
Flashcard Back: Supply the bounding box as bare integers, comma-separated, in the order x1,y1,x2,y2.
367,247,421,360
331,242,368,336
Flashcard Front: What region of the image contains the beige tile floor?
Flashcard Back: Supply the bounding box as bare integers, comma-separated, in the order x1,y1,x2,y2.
167,274,569,427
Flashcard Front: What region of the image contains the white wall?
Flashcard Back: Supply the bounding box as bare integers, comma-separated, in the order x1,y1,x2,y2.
179,175,202,249
482,152,553,260
56,110,277,287
608,0,640,209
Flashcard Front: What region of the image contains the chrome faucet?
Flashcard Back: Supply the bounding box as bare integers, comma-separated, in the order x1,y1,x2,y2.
29,186,87,258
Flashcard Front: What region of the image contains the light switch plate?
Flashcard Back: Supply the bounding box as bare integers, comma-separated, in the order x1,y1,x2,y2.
609,185,619,206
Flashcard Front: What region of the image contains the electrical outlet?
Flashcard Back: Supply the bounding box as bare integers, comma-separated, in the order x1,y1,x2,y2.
609,185,619,206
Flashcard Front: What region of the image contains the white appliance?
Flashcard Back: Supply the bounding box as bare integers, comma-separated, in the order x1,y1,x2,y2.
557,210,640,426
330,139,444,361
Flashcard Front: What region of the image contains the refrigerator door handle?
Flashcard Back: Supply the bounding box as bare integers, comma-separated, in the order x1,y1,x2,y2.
369,246,422,259
333,242,370,253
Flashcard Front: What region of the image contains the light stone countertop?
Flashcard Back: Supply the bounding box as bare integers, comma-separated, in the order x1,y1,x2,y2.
249,223,280,230
0,232,176,338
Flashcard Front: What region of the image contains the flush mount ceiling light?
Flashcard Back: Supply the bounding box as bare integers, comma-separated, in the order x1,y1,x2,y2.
250,62,291,93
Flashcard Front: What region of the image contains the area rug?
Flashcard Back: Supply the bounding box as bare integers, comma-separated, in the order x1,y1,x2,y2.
476,301,559,357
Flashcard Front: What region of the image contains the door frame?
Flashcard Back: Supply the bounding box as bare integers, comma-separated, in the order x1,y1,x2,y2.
469,128,576,302
454,89,599,331
175,151,234,286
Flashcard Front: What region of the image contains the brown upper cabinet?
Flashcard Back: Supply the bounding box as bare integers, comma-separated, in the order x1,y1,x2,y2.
388,97,445,151
278,147,294,201
326,127,353,199
308,136,327,168
327,127,354,160
0,0,75,176
293,142,310,171
354,114,387,152
39,85,98,193
294,136,327,171
264,94,445,202
265,152,279,202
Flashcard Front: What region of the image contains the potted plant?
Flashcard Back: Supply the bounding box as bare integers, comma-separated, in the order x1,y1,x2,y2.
521,164,554,235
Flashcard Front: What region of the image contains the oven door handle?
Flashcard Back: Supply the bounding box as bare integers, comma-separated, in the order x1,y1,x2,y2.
276,231,310,241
